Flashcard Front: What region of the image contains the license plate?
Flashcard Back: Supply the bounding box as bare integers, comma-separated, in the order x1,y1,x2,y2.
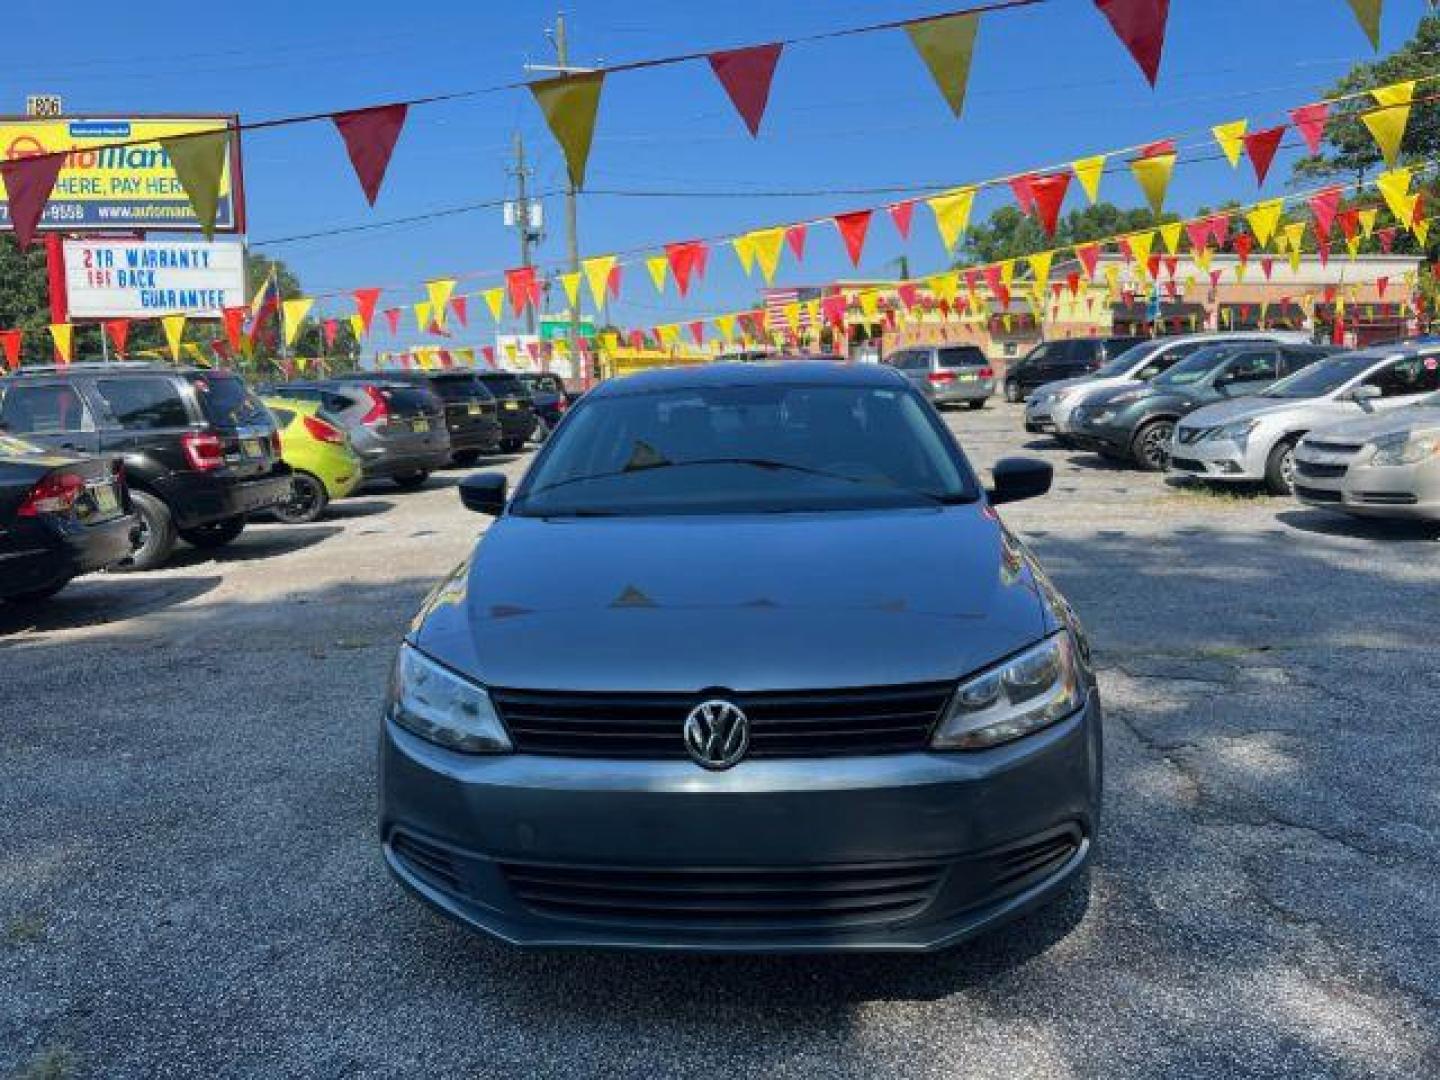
92,484,120,514
242,438,263,458
467,402,482,416
504,400,519,411
413,419,430,433
956,372,978,381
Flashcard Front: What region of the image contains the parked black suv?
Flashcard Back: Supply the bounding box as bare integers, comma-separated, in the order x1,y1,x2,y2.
1004,336,1147,403
331,370,500,465
514,372,570,442
475,371,537,452
0,364,291,570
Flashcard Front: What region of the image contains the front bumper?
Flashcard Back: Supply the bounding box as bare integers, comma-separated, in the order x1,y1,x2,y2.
1167,435,1264,482
0,512,139,598
379,694,1102,952
1294,453,1440,520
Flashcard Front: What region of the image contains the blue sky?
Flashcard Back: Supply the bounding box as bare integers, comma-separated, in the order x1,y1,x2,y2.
4,0,1433,340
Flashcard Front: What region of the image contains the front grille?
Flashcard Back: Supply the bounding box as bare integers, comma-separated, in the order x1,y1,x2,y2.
1358,491,1418,505
1295,484,1343,503
1303,440,1362,455
498,857,947,929
390,832,464,897
490,683,953,759
1169,456,1207,473
1295,460,1349,479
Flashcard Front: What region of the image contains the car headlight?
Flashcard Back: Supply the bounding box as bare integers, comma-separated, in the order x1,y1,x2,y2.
387,643,512,753
1368,431,1440,466
932,632,1085,750
1205,419,1258,445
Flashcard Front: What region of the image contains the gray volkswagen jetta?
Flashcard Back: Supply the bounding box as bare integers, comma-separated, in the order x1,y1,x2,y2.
380,362,1102,952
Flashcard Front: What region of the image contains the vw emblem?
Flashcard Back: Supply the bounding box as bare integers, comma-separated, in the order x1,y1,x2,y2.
683,699,750,770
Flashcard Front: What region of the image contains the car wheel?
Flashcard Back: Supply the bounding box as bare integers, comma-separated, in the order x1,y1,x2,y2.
3,579,70,604
272,472,330,525
451,450,481,468
1265,437,1300,496
394,471,430,491
113,490,176,572
967,400,986,411
1004,381,1022,404
1131,419,1176,472
180,516,246,549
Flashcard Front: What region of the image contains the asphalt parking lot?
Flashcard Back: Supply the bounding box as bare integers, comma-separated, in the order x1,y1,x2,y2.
3,403,1437,1079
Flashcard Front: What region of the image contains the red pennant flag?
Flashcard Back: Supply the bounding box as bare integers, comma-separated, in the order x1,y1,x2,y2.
784,224,808,261
210,338,232,361
104,319,130,357
688,321,705,345
1066,271,1081,295
665,241,705,297
1377,227,1397,253
1289,103,1329,156
1009,174,1037,215
1207,213,1230,249
323,319,339,348
1145,254,1162,279
1093,0,1170,86
1184,220,1210,253
383,308,401,335
331,104,408,205
1233,233,1253,264
888,200,915,240
1118,236,1135,262
1317,238,1331,266
1377,276,1389,298
1309,187,1342,241
525,342,540,361
833,210,872,267
1323,285,1338,304
0,329,22,370
821,295,847,327
628,330,646,350
353,287,382,333
1243,126,1286,185
221,306,247,352
1209,270,1223,288
1163,255,1179,279
607,264,623,299
1337,209,1361,241
0,152,66,250
897,283,919,310
481,345,496,366
1029,172,1071,237
506,266,539,314
707,43,783,138
1261,257,1275,280
1074,243,1101,278
450,296,469,327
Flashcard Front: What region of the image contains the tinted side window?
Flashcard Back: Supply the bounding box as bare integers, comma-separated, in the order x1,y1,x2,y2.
1217,350,1279,383
1058,341,1097,367
1279,348,1330,376
0,383,93,434
937,346,987,369
95,378,191,430
1137,343,1202,380
1365,356,1440,397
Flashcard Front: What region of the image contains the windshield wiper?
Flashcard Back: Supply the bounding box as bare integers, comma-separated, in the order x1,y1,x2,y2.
526,456,964,505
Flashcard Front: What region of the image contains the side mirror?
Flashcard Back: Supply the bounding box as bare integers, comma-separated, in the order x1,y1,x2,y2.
1349,384,1382,404
988,457,1053,506
459,472,507,516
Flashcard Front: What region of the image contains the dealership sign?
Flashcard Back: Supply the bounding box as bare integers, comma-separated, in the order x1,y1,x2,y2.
0,116,242,233
63,239,246,319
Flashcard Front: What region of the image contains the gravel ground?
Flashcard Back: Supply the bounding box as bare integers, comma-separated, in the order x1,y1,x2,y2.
2,403,1437,1079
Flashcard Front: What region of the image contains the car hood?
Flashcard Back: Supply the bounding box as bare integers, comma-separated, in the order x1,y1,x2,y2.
1308,405,1440,443
409,509,1049,692
1183,395,1302,429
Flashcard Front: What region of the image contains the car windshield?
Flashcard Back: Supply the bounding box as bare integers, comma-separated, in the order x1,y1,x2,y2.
515,382,978,517
1153,346,1240,387
1259,354,1377,399
1095,340,1162,379
192,374,269,427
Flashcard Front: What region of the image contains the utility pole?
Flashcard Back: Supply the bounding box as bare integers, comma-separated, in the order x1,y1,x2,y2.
507,131,542,335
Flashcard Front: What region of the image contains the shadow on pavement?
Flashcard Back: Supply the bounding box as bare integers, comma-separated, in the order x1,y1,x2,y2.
0,573,223,636
163,523,342,569
321,499,396,520
1275,508,1440,543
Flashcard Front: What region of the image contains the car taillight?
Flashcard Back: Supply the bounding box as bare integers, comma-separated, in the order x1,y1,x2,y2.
979,367,995,378
556,396,570,413
360,386,389,426
928,371,957,385
181,431,225,471
302,414,346,445
17,471,85,517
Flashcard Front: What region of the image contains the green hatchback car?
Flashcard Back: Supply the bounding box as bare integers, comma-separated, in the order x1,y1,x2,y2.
263,396,364,523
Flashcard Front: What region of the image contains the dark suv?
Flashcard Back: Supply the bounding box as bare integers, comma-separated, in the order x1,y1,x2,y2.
333,371,500,466
475,371,537,452
0,363,291,570
514,372,570,441
1004,336,1147,403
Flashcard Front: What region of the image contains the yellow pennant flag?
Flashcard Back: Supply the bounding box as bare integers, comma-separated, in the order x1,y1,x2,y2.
783,301,801,328
714,314,736,341
530,73,605,189
1211,120,1248,167
282,299,313,347
1194,246,1213,271
482,288,504,321
1130,151,1176,216
927,271,959,304
49,322,74,363
998,259,1016,286
1103,264,1121,299
858,290,880,320
581,255,616,309
928,187,977,252
645,255,669,294
1001,314,1012,333
1346,234,1363,258
559,272,582,310
1375,166,1415,223
1027,250,1054,291
1127,230,1155,268
1283,221,1307,252
750,227,787,284
454,347,476,367
1357,208,1378,238
160,315,186,361
1071,155,1106,204
1362,81,1415,168
426,279,456,329
1246,199,1285,247
1411,216,1430,245
349,314,366,340
412,301,432,333
1289,245,1303,273
731,234,756,275
1159,220,1183,255
656,324,679,348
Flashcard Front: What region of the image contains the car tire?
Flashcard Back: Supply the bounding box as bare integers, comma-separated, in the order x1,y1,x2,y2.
272,471,330,525
451,450,482,468
113,490,177,572
967,400,986,411
1130,419,1176,472
1265,437,1300,496
3,579,70,604
1004,381,1022,403
394,471,430,491
180,516,246,550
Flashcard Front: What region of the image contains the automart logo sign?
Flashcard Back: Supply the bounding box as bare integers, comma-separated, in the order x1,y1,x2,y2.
0,115,242,233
